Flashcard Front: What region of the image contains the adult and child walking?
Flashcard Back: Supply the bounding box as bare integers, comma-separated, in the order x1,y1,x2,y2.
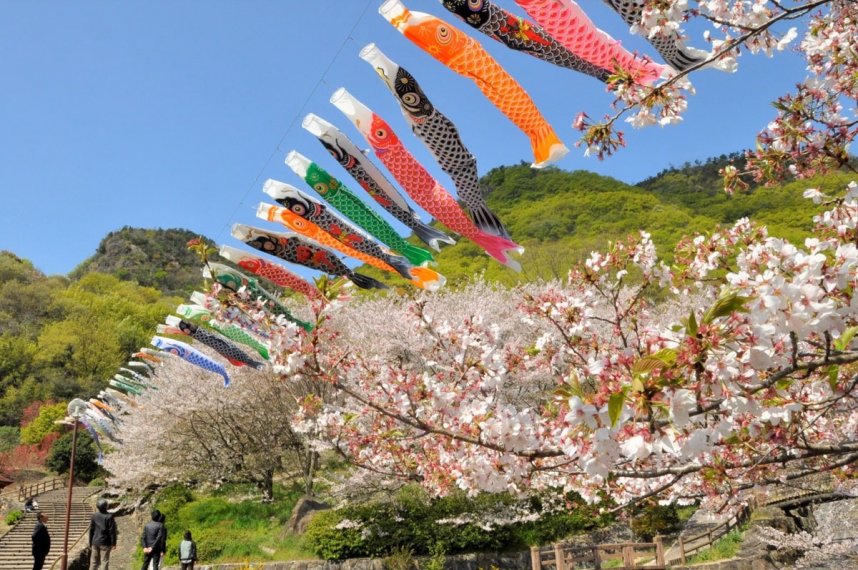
29,497,197,570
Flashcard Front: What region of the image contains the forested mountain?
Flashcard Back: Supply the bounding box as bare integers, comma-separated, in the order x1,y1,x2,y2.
0,252,181,425
0,157,852,429
70,227,220,296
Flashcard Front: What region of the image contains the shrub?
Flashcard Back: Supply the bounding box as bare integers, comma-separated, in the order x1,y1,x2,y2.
154,483,195,522
88,477,106,487
0,426,19,453
305,488,612,560
383,546,417,570
46,430,101,482
5,510,23,525
19,402,66,445
304,510,366,561
630,501,683,541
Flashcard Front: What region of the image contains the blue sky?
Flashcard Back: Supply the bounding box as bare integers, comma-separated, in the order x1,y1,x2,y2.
0,1,807,276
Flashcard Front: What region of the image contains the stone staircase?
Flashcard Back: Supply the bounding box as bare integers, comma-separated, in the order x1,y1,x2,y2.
0,487,100,570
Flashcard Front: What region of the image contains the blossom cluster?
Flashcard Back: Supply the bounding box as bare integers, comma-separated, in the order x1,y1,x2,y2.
260,182,858,511
579,0,853,177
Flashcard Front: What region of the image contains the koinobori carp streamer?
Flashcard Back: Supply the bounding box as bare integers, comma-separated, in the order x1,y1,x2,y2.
332,88,523,271
380,0,567,168
204,263,314,332
217,245,323,303
302,113,455,252
163,315,265,369
512,0,669,84
601,0,708,72
361,44,511,240
439,0,610,82
284,151,435,267
257,202,446,291
232,223,388,291
175,301,271,360
151,335,232,387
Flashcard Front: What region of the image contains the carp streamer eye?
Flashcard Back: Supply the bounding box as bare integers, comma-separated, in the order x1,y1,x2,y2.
436,25,452,44
402,93,420,107
468,0,484,11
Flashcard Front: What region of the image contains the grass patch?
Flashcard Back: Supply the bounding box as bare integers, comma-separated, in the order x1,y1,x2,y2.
686,530,743,564
138,482,315,566
676,505,698,524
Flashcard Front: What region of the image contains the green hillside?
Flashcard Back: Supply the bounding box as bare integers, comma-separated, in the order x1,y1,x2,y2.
0,252,182,426
358,159,851,288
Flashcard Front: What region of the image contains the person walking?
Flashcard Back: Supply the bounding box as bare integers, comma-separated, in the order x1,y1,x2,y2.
89,498,118,570
140,509,166,570
148,512,167,570
31,512,50,570
178,530,197,570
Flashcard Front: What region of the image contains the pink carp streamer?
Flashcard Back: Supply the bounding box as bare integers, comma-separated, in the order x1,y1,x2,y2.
513,0,669,85
332,88,523,271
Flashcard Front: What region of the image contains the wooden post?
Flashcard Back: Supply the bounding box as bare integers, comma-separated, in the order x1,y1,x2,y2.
708,528,713,548
679,536,687,564
531,546,541,570
593,546,602,570
554,543,566,570
622,545,635,568
654,535,665,566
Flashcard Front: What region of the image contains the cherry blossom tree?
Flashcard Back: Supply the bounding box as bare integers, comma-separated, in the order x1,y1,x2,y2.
223,182,858,513
105,353,326,501
106,181,858,514
577,0,857,186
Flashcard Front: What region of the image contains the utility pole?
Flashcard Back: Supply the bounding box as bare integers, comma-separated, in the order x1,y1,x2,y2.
60,399,87,570
60,418,78,570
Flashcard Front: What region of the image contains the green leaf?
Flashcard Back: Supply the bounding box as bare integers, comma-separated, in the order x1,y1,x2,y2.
631,377,646,393
703,292,750,324
834,326,858,351
632,357,664,377
632,348,677,378
652,348,677,365
686,311,698,337
828,366,840,392
608,391,626,427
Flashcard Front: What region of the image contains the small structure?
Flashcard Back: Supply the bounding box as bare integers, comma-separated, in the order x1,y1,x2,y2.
0,474,12,493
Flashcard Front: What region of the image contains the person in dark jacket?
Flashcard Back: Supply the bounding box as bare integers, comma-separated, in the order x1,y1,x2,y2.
89,498,118,570
32,512,50,570
140,509,167,570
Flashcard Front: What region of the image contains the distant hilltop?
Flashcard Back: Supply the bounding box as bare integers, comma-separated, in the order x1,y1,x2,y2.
69,227,220,296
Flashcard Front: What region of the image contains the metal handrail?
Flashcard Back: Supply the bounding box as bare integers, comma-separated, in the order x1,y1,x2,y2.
49,523,91,570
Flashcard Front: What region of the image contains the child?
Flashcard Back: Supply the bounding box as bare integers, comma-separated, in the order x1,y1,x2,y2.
178,530,197,570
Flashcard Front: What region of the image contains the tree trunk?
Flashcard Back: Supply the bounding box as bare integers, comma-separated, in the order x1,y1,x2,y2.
303,450,318,496
257,470,275,503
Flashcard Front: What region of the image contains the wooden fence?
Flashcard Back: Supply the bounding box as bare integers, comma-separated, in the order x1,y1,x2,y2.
531,537,666,569
666,501,754,566
16,477,66,501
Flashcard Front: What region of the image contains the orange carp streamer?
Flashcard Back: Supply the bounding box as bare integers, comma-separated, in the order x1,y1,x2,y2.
257,203,445,292
380,0,567,168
